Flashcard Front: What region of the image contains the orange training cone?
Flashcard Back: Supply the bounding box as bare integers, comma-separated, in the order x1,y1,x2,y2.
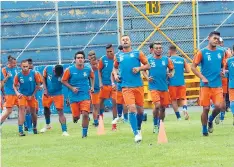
97,116,105,135
157,120,168,144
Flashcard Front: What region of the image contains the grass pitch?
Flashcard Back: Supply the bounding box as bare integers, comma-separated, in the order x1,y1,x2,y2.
1,109,234,167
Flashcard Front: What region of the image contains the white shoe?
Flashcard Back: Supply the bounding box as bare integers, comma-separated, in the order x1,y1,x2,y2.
134,133,142,143
112,117,119,124
40,125,51,133
62,131,70,136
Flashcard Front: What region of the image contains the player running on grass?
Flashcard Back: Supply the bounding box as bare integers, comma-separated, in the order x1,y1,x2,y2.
215,38,232,124
113,35,150,142
1,56,19,125
40,64,69,136
23,58,43,133
224,45,234,126
142,42,174,134
168,45,190,120
13,60,41,136
98,44,118,130
62,51,94,138
89,52,101,127
191,31,228,136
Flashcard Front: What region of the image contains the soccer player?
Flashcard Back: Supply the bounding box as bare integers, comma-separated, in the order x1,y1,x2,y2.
62,51,94,138
111,45,128,126
142,42,174,133
215,38,232,123
39,64,69,136
89,53,100,127
225,49,234,125
0,65,10,111
13,60,41,136
113,35,150,142
98,44,117,128
23,58,38,132
88,51,96,62
1,56,18,125
191,31,227,136
168,45,190,120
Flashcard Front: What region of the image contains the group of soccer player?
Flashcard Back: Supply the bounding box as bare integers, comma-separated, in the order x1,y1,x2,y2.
0,31,233,142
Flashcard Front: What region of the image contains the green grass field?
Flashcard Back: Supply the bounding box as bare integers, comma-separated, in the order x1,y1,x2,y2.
1,111,234,167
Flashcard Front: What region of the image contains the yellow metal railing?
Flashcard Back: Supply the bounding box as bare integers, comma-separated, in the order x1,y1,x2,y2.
128,1,193,63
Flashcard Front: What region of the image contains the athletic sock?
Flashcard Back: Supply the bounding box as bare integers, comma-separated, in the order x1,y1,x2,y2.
175,111,181,119
129,112,138,136
208,115,215,123
124,113,128,121
18,125,23,133
26,113,32,130
82,127,88,136
153,117,159,126
117,104,123,118
202,125,208,134
220,111,225,121
61,123,67,132
136,113,143,130
45,117,50,125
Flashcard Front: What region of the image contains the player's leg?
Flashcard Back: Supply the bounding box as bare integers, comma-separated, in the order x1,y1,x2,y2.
117,91,128,122
135,87,144,134
123,104,128,122
179,86,189,120
18,96,28,136
81,100,91,138
208,88,223,133
225,93,230,112
199,87,211,136
99,86,111,118
91,93,100,127
169,86,181,120
0,95,16,124
40,95,52,132
111,97,118,131
70,102,80,123
25,107,33,134
219,93,226,123
28,98,38,134
30,107,38,134
18,106,26,136
116,91,123,120
201,106,210,136
153,102,160,133
160,91,171,122
93,104,100,127
122,87,141,142
151,90,161,133
54,95,69,136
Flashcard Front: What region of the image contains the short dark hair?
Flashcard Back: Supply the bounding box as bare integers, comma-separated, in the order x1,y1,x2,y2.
106,44,113,49
74,51,85,59
169,45,176,51
21,59,28,64
54,65,63,77
27,58,33,64
118,45,123,51
8,55,16,61
209,31,220,37
149,42,154,49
